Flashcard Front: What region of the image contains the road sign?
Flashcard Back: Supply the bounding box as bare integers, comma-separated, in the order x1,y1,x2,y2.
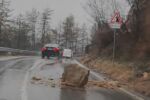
109,23,121,29
109,11,123,29
109,10,123,65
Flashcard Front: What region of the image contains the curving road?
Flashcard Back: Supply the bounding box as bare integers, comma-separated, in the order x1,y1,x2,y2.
0,57,146,100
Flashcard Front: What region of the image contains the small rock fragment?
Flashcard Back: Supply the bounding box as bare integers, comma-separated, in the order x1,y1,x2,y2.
32,76,42,81
48,78,54,80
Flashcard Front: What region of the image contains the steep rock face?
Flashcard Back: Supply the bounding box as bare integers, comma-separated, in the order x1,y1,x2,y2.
120,0,150,60
135,0,150,59
88,0,150,61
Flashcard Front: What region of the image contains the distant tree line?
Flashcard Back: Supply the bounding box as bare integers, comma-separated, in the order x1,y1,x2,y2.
0,0,89,54
52,15,89,55
0,0,53,50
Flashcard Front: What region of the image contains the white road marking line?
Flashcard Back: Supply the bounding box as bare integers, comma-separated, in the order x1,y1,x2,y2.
74,60,105,81
119,88,145,100
74,60,145,100
21,71,29,100
21,59,44,100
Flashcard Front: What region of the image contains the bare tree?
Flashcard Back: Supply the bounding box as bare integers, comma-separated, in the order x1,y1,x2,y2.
0,0,11,46
62,15,79,50
85,0,106,27
15,14,30,49
63,15,74,48
126,0,135,6
56,22,63,45
40,8,53,46
26,8,39,50
80,24,88,54
85,0,125,27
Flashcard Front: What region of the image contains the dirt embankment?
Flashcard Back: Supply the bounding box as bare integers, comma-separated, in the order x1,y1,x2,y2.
80,56,150,97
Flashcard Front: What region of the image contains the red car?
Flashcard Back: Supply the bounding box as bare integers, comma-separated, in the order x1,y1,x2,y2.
41,44,60,59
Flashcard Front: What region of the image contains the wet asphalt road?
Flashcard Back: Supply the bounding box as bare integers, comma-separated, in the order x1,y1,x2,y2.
0,57,139,100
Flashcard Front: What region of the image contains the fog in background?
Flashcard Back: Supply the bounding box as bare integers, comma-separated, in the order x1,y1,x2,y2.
9,0,129,27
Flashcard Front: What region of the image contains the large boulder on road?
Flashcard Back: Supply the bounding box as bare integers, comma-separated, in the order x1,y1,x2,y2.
61,64,90,88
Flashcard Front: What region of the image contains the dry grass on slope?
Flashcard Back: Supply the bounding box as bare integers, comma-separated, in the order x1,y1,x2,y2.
81,56,150,97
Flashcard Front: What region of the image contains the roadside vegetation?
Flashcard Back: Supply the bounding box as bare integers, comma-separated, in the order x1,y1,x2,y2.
82,0,150,97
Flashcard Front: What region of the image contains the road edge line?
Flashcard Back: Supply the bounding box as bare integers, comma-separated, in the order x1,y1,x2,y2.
119,88,145,100
21,59,44,100
74,60,146,100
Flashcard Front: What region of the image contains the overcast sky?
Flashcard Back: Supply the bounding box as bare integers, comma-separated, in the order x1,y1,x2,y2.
9,0,129,28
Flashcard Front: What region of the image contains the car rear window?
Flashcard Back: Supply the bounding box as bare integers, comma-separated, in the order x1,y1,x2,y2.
46,47,53,50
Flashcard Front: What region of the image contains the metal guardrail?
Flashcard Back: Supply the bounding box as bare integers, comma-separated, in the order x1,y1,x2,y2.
0,47,37,55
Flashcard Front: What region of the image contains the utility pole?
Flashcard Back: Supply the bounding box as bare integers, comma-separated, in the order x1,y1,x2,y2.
112,29,116,64
110,0,121,64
